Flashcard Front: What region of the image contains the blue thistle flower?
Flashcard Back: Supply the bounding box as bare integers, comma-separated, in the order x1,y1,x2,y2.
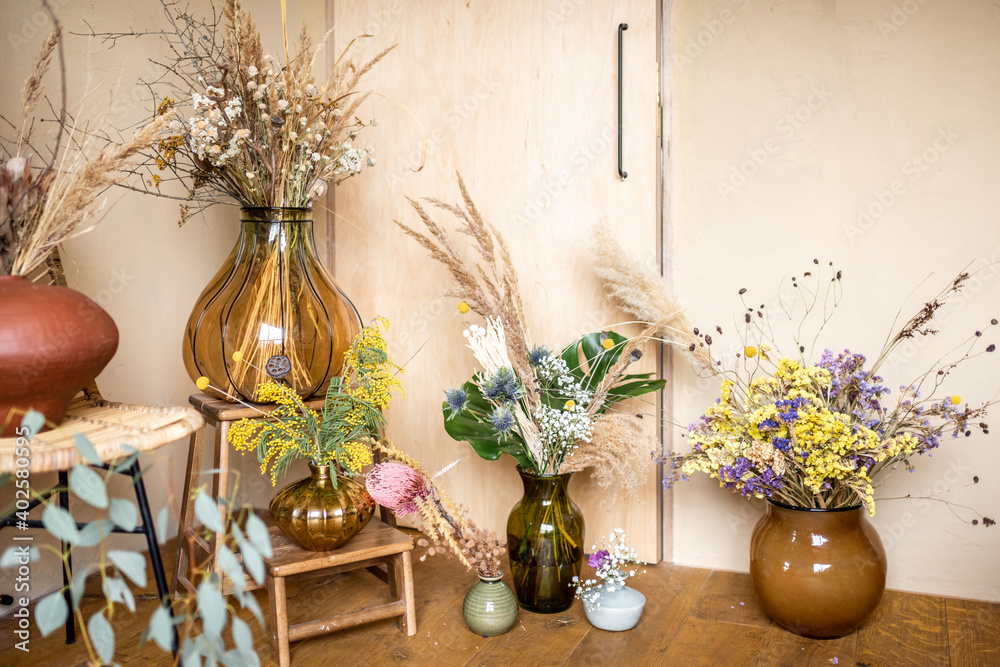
483,367,521,402
490,405,516,436
528,345,552,366
444,387,468,419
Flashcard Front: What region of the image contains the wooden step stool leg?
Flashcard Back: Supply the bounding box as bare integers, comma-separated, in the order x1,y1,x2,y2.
173,426,206,594
394,550,417,636
268,573,291,667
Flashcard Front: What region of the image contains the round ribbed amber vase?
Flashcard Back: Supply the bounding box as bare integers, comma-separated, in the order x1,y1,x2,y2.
749,500,887,638
269,463,376,551
506,468,585,613
183,208,360,403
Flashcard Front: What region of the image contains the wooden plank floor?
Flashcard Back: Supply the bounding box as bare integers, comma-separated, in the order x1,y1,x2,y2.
1,532,998,666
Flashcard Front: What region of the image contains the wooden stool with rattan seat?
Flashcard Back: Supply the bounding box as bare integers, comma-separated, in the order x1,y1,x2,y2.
0,390,204,651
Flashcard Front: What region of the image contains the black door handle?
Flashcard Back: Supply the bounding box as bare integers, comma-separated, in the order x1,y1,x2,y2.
618,22,628,180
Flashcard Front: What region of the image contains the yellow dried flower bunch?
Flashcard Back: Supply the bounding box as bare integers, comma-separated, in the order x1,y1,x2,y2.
227,317,401,485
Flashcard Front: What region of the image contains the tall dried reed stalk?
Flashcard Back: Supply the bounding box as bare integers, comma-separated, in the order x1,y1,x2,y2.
0,22,168,277
589,225,710,367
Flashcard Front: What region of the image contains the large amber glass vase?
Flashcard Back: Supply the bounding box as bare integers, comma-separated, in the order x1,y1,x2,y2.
506,468,585,613
183,208,360,402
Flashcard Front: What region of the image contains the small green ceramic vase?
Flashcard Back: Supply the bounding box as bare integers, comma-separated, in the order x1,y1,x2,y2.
462,573,519,637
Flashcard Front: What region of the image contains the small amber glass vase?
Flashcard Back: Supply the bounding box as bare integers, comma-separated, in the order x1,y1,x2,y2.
183,207,360,403
269,463,376,551
506,468,585,613
750,499,887,638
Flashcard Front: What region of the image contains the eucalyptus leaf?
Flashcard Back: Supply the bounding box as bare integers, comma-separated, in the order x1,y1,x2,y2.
194,489,225,534
238,540,264,587
156,505,170,545
77,519,115,548
244,512,273,558
229,616,260,667
241,590,265,627
109,498,139,532
71,564,93,609
147,604,174,652
69,465,109,509
0,545,39,568
88,611,116,664
216,545,246,595
21,410,45,438
73,433,103,466
181,637,203,667
103,574,136,613
197,576,226,641
35,591,68,637
42,503,80,545
108,550,148,588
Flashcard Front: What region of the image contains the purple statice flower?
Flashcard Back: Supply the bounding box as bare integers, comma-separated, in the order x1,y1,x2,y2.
758,418,780,431
589,549,610,569
818,349,888,412
771,436,792,452
776,397,808,423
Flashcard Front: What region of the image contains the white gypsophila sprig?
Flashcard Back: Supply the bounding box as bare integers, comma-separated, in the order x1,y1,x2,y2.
537,404,593,471
573,528,646,612
535,354,593,406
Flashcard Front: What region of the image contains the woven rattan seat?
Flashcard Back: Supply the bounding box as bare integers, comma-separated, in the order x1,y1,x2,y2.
0,391,203,473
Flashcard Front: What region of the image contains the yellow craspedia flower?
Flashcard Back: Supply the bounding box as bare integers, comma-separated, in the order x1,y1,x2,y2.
458,301,470,314
196,376,210,391
232,351,244,362
564,400,576,410
745,345,758,358
601,338,615,350
951,395,962,405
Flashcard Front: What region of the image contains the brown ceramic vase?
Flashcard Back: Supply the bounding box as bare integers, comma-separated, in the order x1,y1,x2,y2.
0,276,118,437
749,499,887,638
269,463,376,551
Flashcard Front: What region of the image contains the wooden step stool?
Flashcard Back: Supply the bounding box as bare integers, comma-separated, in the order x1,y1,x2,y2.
177,393,417,666
266,517,416,666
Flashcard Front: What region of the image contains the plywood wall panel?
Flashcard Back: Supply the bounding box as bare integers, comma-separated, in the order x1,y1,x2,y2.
329,0,662,561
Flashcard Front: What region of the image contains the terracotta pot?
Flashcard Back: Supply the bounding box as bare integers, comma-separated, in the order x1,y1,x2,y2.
750,499,887,638
506,468,585,613
0,276,118,437
269,463,376,551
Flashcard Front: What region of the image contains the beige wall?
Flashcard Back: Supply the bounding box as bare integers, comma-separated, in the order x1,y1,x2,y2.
0,0,323,599
670,0,1000,601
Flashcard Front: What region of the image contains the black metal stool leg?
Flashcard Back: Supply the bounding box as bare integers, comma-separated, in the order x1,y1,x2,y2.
126,461,180,658
57,470,76,645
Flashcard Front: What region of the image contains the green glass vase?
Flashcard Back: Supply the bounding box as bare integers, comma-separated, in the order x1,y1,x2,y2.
462,573,519,637
506,468,585,613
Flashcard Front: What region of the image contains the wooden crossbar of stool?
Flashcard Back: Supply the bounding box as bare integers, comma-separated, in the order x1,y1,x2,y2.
266,517,416,667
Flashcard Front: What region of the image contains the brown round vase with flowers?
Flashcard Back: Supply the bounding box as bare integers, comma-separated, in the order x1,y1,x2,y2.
749,499,887,638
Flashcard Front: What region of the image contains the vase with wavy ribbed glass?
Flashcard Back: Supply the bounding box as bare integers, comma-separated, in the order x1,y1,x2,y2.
183,207,360,403
506,468,585,613
750,499,887,638
269,463,376,551
462,573,519,637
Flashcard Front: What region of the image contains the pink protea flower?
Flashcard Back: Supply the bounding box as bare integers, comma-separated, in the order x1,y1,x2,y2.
365,462,430,516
